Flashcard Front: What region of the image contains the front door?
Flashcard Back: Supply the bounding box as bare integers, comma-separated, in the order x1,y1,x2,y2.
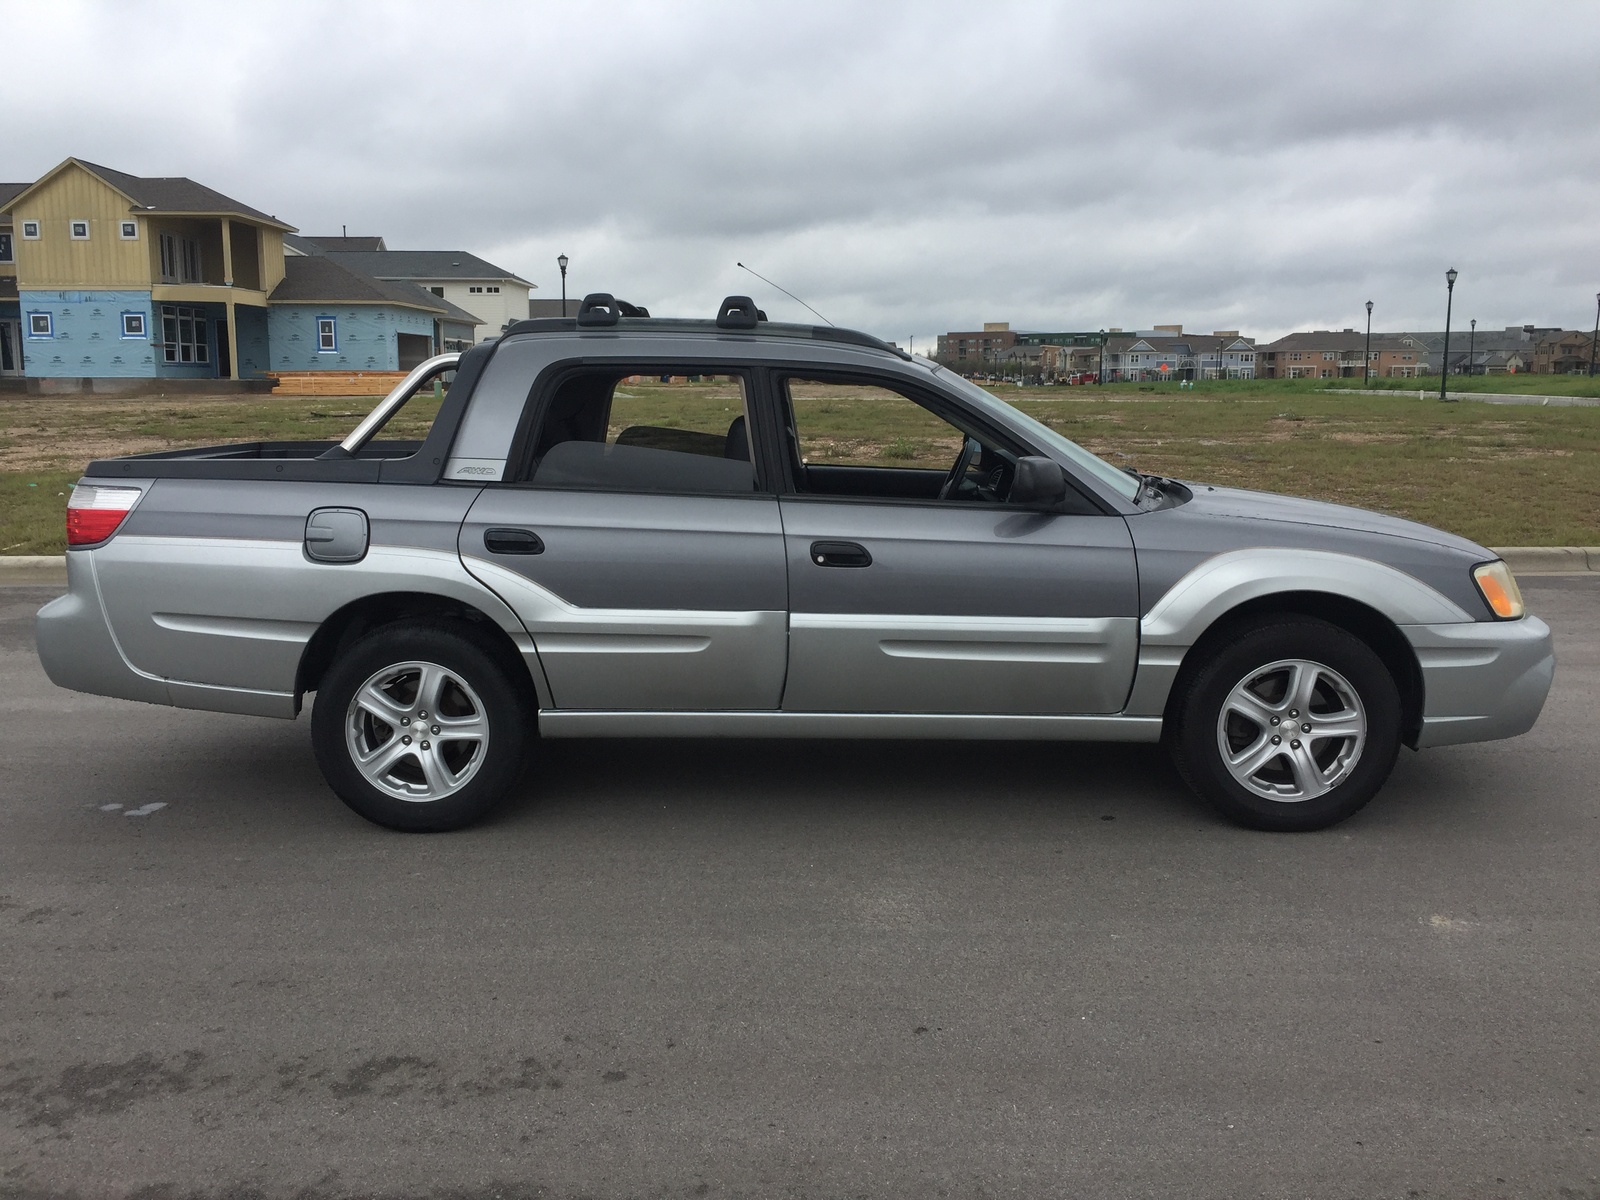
458,367,788,711
773,374,1140,715
0,320,20,377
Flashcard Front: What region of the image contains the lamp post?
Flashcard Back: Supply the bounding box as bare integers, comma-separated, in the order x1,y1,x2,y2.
1590,292,1599,378
557,254,569,317
1364,300,1373,383
1440,268,1458,402
1098,330,1106,385
1468,318,1476,379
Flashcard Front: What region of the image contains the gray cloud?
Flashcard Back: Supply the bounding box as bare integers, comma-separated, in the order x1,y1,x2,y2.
5,0,1598,343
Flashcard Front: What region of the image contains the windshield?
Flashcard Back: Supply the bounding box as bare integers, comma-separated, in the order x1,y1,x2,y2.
932,368,1142,501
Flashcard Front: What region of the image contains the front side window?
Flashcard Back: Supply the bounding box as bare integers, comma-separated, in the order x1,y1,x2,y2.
520,368,756,496
119,220,138,240
783,376,1027,506
121,312,146,339
317,317,337,352
69,220,90,240
28,312,53,338
21,220,40,240
0,232,11,263
159,305,209,363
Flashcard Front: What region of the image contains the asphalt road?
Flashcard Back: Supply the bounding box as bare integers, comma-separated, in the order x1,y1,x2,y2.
2,579,1597,1200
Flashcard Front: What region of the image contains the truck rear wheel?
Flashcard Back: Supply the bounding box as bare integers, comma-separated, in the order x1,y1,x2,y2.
311,621,532,832
1167,617,1402,832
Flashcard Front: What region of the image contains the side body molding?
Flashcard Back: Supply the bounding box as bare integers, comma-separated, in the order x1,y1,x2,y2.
1124,548,1475,717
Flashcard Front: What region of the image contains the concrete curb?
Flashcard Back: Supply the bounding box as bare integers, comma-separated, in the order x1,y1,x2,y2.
1492,546,1600,574
4,547,1598,585
1320,388,1600,407
0,555,68,583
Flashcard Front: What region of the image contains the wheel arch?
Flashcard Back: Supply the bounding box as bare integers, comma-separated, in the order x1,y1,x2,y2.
1161,590,1425,748
295,591,537,709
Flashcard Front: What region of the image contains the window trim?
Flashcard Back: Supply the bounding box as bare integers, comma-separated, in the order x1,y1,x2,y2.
121,311,146,340
27,311,53,339
69,219,90,241
768,365,1105,515
21,220,40,240
119,220,139,240
316,316,338,353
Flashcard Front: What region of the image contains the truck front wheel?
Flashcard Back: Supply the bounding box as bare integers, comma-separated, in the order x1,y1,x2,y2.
311,621,533,832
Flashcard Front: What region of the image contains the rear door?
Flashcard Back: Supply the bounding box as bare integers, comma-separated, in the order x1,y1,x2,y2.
771,373,1139,715
459,364,789,711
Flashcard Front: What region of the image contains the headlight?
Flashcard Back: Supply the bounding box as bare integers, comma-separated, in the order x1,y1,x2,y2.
1472,560,1525,620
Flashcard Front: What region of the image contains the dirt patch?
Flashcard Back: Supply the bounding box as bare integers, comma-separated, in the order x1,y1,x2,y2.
0,436,179,471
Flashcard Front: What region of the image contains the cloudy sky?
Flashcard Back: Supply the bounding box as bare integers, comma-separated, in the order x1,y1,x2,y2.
6,0,1599,345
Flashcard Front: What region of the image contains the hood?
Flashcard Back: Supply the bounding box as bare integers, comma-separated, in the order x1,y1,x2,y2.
1172,483,1492,558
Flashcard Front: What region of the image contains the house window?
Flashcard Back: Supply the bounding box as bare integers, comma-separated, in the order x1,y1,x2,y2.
21,220,40,240
0,232,11,263
428,286,444,297
486,285,500,294
28,312,53,338
159,305,209,364
70,220,90,240
121,312,146,339
159,233,204,283
468,286,483,294
317,317,337,352
119,220,139,240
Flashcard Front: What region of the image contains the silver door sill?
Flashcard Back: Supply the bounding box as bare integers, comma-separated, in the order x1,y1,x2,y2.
538,710,1163,741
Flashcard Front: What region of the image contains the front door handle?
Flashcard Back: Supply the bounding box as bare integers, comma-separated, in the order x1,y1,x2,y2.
810,540,872,568
484,527,545,555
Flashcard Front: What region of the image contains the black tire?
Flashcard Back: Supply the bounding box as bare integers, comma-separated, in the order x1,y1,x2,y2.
1167,617,1402,832
311,620,533,832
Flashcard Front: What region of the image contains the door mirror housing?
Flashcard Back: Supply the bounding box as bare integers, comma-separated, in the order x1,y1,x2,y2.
1009,456,1069,509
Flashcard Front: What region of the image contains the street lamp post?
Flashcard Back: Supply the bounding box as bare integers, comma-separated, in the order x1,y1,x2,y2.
1468,318,1476,379
1440,268,1458,402
1364,300,1373,383
1590,292,1599,378
557,254,569,317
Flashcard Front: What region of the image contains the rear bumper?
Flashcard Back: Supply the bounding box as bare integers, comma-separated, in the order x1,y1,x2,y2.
35,550,295,718
1403,615,1555,748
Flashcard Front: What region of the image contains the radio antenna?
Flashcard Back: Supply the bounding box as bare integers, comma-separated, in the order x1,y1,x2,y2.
736,262,834,326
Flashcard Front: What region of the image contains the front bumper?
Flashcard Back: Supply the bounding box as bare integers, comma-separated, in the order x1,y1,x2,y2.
1402,615,1555,748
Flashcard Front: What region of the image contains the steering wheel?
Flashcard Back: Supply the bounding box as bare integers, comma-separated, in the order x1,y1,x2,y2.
937,436,982,501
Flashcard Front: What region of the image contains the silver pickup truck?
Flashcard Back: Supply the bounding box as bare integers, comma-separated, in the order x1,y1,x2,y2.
37,294,1554,833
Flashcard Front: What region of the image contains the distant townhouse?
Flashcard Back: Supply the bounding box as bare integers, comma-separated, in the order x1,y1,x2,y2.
1101,328,1256,382
1255,330,1424,379
287,236,534,345
1532,329,1596,375
0,159,513,391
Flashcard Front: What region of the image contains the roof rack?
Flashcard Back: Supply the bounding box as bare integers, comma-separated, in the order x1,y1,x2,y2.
497,292,910,361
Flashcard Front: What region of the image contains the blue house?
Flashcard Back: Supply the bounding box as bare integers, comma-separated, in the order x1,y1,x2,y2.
0,158,487,392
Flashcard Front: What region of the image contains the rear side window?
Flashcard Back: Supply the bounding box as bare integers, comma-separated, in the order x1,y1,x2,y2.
519,369,758,496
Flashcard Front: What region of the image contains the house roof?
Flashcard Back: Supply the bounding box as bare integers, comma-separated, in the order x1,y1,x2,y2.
391,281,484,326
269,256,450,313
2,158,296,231
326,249,534,288
0,182,28,209
306,235,387,252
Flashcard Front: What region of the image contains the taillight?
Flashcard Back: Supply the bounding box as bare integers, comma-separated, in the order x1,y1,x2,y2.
66,485,142,546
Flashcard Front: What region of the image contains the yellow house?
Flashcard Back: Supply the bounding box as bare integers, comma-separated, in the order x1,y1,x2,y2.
0,158,295,386
0,181,25,378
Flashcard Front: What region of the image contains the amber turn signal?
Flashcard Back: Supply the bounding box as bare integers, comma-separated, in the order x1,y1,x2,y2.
1472,560,1525,620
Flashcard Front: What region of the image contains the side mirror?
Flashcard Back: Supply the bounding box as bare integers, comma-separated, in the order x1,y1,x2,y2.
1010,456,1069,508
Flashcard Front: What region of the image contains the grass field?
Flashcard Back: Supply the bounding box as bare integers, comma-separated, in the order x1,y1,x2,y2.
2,377,1597,554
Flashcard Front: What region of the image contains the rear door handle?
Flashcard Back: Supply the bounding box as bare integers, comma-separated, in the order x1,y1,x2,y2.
810,540,872,568
484,527,545,555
